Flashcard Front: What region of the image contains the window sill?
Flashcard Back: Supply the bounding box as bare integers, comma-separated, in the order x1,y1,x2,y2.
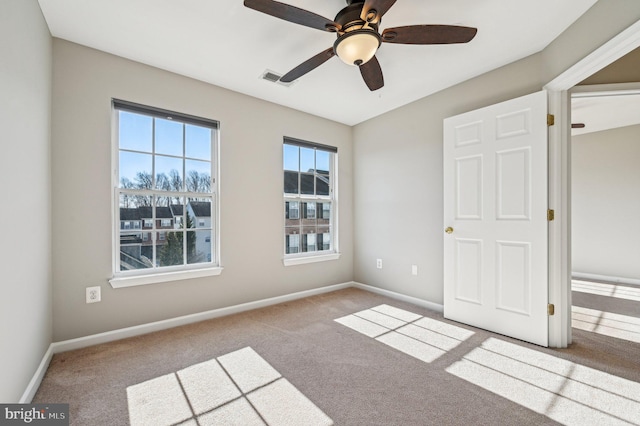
110,267,223,289
283,252,341,266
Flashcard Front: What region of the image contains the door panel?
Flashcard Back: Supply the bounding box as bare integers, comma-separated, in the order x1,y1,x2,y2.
496,147,530,220
456,155,483,219
444,91,548,347
455,238,483,304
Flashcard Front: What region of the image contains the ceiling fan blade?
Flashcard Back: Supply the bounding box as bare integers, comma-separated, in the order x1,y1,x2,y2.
244,0,340,32
360,0,397,23
280,48,336,83
359,56,384,91
382,25,477,45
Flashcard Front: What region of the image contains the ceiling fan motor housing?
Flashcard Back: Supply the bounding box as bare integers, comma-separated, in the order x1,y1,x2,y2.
333,2,381,66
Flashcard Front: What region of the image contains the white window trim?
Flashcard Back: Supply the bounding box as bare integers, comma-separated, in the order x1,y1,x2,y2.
283,140,339,265
110,267,223,288
111,100,222,287
283,252,341,266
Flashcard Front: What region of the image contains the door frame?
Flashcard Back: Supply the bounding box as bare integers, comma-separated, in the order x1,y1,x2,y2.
544,19,640,348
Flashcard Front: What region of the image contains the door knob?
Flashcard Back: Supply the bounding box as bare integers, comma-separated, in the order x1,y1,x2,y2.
445,227,454,234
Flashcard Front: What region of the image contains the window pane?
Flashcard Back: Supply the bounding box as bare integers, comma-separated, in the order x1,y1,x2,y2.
300,173,314,195
285,201,300,221
141,232,153,260
169,199,185,229
187,230,211,264
119,111,152,153
283,144,299,172
187,199,212,229
185,159,212,193
300,147,314,173
119,151,152,189
318,227,330,251
119,195,149,270
317,202,330,225
302,231,317,252
155,155,183,191
158,231,184,267
285,229,300,254
185,124,211,160
306,202,316,219
284,171,299,194
316,174,329,196
120,236,150,271
155,205,173,229
155,118,183,157
316,150,330,174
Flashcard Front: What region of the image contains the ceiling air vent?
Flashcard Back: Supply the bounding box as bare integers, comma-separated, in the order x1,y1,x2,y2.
260,70,295,88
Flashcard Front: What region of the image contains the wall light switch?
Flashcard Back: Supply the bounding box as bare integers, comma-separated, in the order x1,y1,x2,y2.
412,265,418,276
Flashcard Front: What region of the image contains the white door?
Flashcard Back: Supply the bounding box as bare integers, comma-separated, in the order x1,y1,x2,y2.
443,91,549,347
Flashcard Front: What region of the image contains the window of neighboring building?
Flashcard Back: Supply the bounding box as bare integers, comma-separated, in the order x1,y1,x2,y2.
283,138,338,264
111,99,220,287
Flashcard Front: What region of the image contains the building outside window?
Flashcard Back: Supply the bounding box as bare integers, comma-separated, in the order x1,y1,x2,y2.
283,138,337,261
112,99,219,280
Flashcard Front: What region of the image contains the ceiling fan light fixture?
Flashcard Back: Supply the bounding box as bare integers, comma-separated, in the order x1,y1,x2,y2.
334,29,381,66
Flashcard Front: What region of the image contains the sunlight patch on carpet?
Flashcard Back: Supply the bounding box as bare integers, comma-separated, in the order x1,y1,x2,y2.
127,373,193,426
446,337,640,426
572,306,640,344
248,378,333,426
127,347,333,426
218,347,282,393
572,280,640,302
334,304,474,363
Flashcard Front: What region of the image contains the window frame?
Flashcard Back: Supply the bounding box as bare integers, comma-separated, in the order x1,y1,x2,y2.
283,137,340,266
110,99,222,288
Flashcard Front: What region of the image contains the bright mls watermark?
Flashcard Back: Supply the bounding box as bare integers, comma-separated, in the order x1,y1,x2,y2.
1,404,68,425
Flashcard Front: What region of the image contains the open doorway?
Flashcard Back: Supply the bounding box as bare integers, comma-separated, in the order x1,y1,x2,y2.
569,77,640,344
545,19,640,348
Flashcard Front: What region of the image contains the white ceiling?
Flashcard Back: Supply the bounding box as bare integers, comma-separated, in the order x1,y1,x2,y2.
38,0,599,126
572,93,640,136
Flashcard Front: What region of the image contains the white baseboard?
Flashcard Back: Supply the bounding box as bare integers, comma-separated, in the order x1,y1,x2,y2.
352,282,444,313
51,281,353,354
23,280,443,402
572,272,640,287
19,345,54,403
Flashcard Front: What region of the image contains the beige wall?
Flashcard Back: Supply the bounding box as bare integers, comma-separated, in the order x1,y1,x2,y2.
352,0,640,304
580,46,640,85
572,125,640,280
541,0,640,84
352,54,544,303
51,40,353,341
0,0,52,402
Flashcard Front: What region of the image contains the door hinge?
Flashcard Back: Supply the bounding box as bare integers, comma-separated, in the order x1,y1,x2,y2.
548,303,555,316
547,209,555,221
547,114,555,126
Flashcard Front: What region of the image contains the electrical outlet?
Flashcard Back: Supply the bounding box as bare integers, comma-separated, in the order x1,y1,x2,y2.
86,286,101,304
412,265,418,276
376,259,383,269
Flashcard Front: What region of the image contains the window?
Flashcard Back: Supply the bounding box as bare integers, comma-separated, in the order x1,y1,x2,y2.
112,99,220,286
283,138,338,264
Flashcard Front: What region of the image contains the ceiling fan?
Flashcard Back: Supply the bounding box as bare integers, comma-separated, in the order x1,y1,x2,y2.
244,0,478,91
